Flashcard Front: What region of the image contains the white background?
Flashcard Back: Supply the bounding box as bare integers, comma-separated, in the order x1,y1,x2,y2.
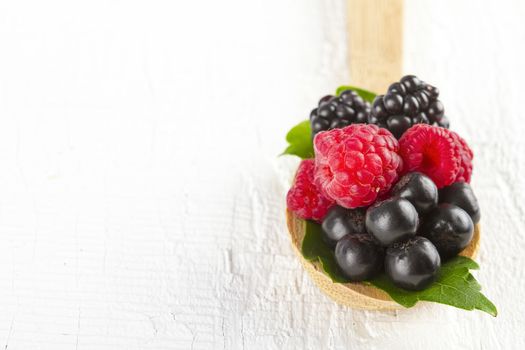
0,0,524,349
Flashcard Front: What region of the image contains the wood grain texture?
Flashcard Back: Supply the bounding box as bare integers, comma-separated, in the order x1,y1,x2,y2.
347,0,404,93
286,209,480,310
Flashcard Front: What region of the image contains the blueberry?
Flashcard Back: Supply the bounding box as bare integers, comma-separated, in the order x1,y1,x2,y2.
391,172,438,215
335,234,384,281
321,206,366,248
420,204,474,260
385,236,441,291
439,182,480,224
365,197,419,247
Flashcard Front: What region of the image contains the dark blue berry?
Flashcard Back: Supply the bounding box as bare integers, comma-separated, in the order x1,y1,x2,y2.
365,197,419,246
321,206,366,248
385,236,441,291
420,204,474,260
391,172,438,215
335,234,384,281
439,182,480,224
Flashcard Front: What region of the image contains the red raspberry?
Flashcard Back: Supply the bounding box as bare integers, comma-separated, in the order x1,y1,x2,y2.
286,159,334,221
451,131,473,183
399,124,472,188
313,124,403,208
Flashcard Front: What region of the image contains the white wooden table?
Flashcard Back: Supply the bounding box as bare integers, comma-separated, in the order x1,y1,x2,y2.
0,1,524,349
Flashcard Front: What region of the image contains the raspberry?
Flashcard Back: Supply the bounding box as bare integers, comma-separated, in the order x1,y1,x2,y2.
368,75,448,139
450,131,473,183
399,124,466,188
310,89,371,137
314,124,403,208
286,159,334,221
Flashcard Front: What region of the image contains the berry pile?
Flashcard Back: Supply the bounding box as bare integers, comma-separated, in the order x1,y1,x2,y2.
324,172,479,289
369,75,448,138
309,90,371,137
287,76,479,291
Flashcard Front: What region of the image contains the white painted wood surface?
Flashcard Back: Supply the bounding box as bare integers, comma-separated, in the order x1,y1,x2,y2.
0,0,524,349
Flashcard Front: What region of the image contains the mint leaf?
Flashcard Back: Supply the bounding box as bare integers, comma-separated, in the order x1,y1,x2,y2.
300,220,497,316
336,86,377,103
281,120,313,159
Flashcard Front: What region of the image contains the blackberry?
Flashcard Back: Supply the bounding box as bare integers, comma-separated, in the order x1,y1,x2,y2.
368,75,448,138
310,89,371,137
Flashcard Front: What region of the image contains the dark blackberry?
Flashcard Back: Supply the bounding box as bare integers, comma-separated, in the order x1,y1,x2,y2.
368,75,448,139
310,89,371,137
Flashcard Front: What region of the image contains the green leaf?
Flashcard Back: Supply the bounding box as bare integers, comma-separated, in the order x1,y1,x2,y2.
281,120,313,159
300,220,498,316
336,85,377,103
370,257,498,316
301,221,350,283
281,85,377,159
